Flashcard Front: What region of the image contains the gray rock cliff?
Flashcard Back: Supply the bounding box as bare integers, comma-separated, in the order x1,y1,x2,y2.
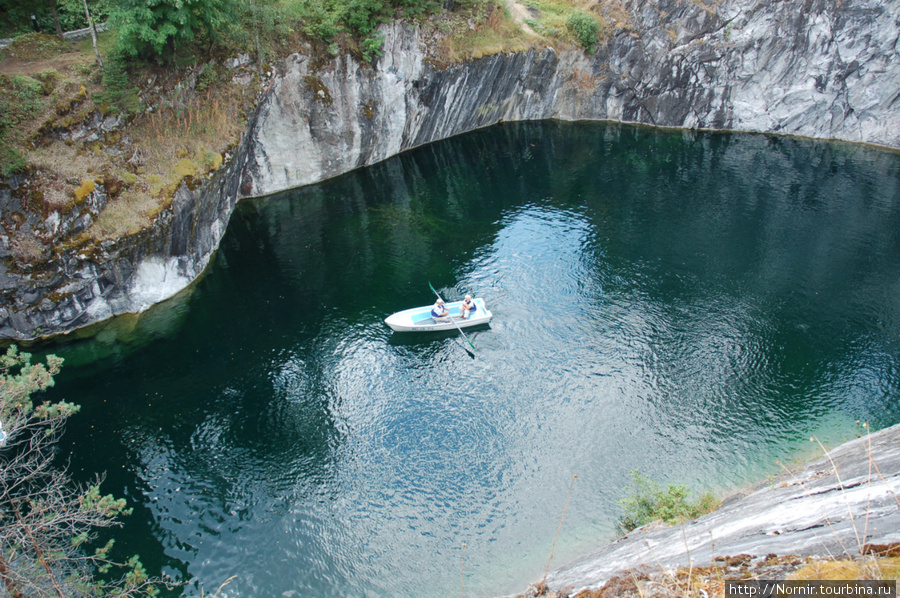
243,0,900,197
2,0,899,338
0,129,255,340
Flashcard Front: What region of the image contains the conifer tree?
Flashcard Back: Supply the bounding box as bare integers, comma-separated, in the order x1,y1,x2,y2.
0,346,163,598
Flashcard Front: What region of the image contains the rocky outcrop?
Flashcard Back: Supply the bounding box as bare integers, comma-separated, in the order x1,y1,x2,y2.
2,0,899,339
536,423,900,595
0,126,256,340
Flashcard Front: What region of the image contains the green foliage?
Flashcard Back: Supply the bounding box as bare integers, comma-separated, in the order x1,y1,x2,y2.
196,62,225,92
94,50,141,115
80,483,133,518
361,32,385,61
291,0,438,59
0,147,27,178
0,74,44,139
58,0,113,29
0,345,63,414
345,0,388,36
0,346,164,597
110,0,235,60
617,470,719,533
228,0,287,62
0,0,112,36
0,73,43,176
396,0,440,17
566,9,599,53
0,67,66,177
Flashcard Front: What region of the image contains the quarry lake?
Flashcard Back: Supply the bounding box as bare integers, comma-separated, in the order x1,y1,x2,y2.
42,122,900,597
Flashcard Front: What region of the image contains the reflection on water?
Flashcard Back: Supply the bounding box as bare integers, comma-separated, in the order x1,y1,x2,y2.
43,122,900,597
23,285,194,370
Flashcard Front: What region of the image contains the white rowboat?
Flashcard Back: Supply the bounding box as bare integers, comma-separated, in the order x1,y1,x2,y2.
384,298,493,332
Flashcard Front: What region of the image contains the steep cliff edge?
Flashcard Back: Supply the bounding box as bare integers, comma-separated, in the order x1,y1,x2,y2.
243,0,900,197
2,0,898,339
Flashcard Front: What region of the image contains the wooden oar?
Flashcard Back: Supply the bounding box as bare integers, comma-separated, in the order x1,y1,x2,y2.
429,282,476,354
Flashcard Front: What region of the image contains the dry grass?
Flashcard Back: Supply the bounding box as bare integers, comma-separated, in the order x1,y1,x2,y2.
77,87,249,240
510,0,609,50
432,3,539,64
597,0,633,30
133,89,244,166
1,25,260,245
28,144,107,182
27,144,114,216
790,557,900,581
88,189,161,240
85,88,244,241
9,231,45,264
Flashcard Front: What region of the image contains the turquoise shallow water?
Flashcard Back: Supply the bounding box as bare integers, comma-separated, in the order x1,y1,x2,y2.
39,122,900,597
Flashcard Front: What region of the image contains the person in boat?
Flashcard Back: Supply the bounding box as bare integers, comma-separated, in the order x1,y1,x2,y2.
431,298,451,322
460,295,476,320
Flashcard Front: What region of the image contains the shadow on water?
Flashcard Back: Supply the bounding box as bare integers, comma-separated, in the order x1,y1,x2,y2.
387,326,491,360
13,285,194,372
386,325,492,346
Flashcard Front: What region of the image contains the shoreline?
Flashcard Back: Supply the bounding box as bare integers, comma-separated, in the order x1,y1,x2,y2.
525,424,900,597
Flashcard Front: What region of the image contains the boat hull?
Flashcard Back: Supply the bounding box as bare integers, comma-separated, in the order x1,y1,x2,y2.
384,298,493,332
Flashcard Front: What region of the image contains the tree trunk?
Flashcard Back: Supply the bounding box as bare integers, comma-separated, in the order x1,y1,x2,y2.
49,0,64,38
82,0,103,67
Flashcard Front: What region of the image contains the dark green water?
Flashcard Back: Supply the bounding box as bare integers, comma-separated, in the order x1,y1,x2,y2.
41,122,900,597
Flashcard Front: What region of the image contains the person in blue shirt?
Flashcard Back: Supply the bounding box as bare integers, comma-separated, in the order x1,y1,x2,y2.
431,298,450,322
460,295,475,320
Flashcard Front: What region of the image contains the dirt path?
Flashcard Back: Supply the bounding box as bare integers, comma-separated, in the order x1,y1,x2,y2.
0,51,89,76
502,0,543,37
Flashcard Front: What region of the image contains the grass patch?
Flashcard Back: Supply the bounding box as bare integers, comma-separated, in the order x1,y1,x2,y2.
29,144,106,183
85,83,246,240
88,189,161,240
433,1,537,63
0,34,100,178
0,73,48,176
2,27,256,243
790,557,900,581
617,470,719,533
521,0,608,51
2,33,71,61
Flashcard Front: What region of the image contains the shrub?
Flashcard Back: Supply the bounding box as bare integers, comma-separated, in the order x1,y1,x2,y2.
566,10,600,54
617,469,719,533
362,32,385,62
110,0,235,60
0,346,164,597
0,147,27,178
0,74,46,177
93,51,141,115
